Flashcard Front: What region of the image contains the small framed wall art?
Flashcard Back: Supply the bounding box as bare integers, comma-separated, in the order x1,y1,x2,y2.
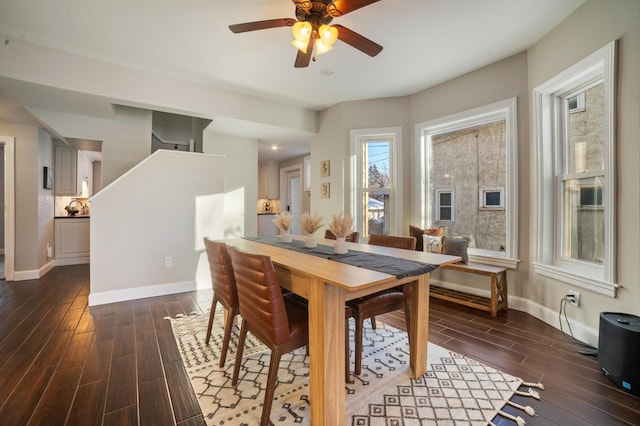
320,182,330,199
320,160,330,177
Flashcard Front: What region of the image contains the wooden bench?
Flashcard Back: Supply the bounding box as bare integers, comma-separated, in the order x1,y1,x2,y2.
430,262,508,317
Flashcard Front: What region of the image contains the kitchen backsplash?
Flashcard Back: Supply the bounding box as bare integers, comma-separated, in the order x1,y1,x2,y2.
257,198,280,214
55,196,91,216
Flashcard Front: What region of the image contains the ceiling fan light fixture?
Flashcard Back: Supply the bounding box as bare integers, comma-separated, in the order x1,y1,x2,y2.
291,38,309,54
315,39,334,55
291,21,312,42
318,24,338,46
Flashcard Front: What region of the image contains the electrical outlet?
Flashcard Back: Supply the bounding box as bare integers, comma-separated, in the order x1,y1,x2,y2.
165,257,173,268
567,291,581,307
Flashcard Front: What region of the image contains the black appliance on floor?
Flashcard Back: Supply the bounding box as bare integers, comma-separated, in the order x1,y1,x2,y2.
598,312,640,397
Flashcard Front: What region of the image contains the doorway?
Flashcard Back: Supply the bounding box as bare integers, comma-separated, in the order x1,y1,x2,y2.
0,136,15,281
280,165,302,235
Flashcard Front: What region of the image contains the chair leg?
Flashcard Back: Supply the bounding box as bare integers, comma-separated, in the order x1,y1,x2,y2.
370,316,377,329
231,320,248,386
260,348,283,426
354,313,364,376
205,298,219,344
219,307,238,368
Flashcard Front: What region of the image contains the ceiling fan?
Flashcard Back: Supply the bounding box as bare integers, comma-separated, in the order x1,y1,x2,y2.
229,0,383,68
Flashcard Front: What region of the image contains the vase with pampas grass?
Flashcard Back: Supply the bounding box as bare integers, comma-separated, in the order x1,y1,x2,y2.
301,212,324,248
273,212,294,242
328,212,353,254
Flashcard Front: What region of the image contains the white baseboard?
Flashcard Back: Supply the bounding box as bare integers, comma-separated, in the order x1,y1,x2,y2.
431,279,599,348
88,280,204,306
55,256,89,266
511,296,599,348
13,260,56,281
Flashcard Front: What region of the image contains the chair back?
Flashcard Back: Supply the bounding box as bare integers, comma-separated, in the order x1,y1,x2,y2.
203,238,238,309
324,229,360,242
227,246,291,345
368,233,417,250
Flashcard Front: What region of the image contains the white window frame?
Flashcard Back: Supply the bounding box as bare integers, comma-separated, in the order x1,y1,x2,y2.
568,92,586,113
350,127,402,239
416,98,518,268
435,188,454,222
532,41,618,297
479,186,505,210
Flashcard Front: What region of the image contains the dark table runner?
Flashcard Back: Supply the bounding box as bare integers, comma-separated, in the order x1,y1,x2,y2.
243,236,438,279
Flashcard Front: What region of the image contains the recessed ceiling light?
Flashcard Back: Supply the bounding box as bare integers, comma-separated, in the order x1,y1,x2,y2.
320,68,334,76
271,145,278,150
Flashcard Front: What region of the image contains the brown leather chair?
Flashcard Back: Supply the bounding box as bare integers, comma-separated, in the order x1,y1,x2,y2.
347,234,416,375
324,229,360,242
203,238,239,368
368,233,417,250
228,246,309,426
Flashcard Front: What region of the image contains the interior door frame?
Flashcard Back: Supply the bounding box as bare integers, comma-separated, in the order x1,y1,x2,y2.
279,163,303,232
1,135,15,281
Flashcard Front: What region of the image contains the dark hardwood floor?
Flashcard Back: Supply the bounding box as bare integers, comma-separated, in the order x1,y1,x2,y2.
0,264,638,425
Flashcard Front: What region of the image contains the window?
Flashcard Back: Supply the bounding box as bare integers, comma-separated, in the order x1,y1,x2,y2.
568,92,586,112
533,41,617,297
435,188,454,221
416,98,518,268
479,186,504,209
350,128,402,239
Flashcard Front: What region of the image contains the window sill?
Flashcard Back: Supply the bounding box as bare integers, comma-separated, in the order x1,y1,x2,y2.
533,263,619,297
468,251,519,269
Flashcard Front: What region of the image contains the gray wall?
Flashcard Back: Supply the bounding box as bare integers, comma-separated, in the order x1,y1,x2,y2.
203,130,259,238
306,0,640,336
526,0,640,328
310,97,411,235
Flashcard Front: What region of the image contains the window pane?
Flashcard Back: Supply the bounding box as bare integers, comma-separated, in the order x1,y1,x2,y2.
430,120,506,251
439,207,452,221
562,176,604,264
439,192,451,206
566,83,604,174
364,141,391,188
364,192,390,237
485,191,501,206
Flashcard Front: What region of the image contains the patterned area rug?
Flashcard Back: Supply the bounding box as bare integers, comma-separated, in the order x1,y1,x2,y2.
168,309,538,425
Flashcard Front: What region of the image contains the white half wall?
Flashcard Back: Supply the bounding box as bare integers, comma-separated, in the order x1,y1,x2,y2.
89,149,225,306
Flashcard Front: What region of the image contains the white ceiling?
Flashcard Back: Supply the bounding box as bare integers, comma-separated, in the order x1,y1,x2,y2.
0,0,584,160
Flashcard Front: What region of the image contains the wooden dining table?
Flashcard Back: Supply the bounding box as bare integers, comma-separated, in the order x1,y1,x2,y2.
224,235,461,425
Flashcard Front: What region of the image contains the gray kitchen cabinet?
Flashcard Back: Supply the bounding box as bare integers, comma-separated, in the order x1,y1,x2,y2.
54,142,77,195
258,161,279,199
54,217,90,265
54,142,93,197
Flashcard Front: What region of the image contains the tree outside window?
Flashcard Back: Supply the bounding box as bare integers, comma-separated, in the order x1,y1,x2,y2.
363,140,391,237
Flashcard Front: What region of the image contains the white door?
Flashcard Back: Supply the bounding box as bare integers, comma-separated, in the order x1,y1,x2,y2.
287,170,301,234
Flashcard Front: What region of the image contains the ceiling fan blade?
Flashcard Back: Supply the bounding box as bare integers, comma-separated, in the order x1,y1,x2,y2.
294,36,314,68
326,0,380,17
229,18,296,33
333,24,383,57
